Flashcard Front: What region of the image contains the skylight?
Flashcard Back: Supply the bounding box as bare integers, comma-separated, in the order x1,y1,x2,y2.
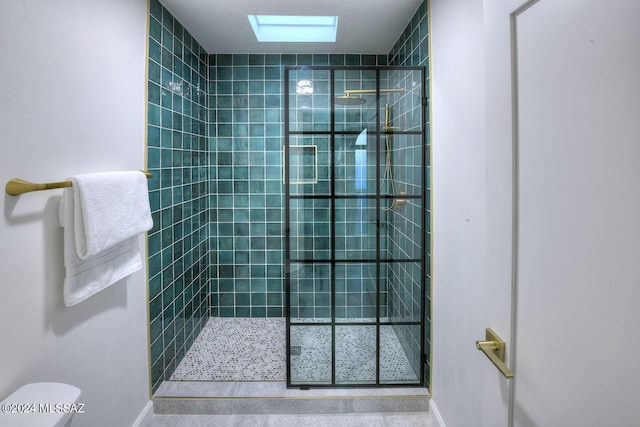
248,15,338,43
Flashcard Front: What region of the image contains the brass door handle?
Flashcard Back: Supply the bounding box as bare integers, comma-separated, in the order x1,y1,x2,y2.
475,328,514,379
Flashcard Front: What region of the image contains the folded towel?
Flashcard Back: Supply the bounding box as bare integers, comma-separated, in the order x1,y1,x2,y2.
69,171,153,259
58,171,153,306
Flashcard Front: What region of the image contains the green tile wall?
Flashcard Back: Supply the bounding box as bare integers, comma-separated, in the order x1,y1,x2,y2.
208,54,388,319
147,0,210,392
387,0,431,388
147,0,431,390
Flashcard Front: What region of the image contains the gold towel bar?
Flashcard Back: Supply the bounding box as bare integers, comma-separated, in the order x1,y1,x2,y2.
5,172,153,196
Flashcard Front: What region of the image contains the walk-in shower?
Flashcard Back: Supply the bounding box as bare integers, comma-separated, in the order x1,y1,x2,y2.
284,66,427,388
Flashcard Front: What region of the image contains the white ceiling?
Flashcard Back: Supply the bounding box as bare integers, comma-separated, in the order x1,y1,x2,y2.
159,0,423,54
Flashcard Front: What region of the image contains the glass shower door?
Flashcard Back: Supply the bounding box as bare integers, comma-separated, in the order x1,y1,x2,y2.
285,66,426,388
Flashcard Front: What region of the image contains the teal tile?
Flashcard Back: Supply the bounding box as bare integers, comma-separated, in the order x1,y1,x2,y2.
297,54,312,65
217,54,232,66
236,307,250,316
218,66,232,80
264,81,281,94
249,95,264,108
264,54,280,65
233,81,248,94
236,293,250,306
233,54,248,66
249,54,264,65
249,80,265,93
233,66,248,80
249,109,264,122
148,104,160,126
329,54,345,65
249,67,264,80
251,307,267,317
265,66,280,80
312,54,329,65
281,54,296,65
251,293,266,306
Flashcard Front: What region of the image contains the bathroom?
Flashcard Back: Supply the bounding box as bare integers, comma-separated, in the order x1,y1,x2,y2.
1,0,638,426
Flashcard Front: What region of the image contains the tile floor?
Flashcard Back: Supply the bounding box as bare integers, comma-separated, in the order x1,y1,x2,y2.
171,318,285,381
171,317,419,384
142,412,438,426
152,318,434,426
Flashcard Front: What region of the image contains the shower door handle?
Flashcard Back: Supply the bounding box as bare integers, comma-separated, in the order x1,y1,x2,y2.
475,328,514,379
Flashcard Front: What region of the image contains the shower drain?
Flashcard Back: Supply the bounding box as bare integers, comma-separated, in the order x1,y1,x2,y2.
290,346,302,356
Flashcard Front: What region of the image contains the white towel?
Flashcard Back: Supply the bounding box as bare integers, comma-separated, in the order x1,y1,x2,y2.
58,171,153,306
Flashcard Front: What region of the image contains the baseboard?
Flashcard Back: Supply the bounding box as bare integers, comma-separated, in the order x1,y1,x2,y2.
131,400,153,427
430,399,446,427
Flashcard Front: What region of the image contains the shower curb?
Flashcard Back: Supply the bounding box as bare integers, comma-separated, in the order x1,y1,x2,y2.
153,381,429,415
153,396,429,415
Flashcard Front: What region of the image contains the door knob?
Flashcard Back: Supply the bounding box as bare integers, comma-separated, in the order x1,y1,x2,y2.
476,328,514,379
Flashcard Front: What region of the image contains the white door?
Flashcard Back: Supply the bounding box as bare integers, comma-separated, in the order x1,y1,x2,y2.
513,0,640,425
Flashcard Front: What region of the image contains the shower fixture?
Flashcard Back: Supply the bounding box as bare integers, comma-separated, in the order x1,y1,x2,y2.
334,88,406,210
380,102,403,211
334,88,404,105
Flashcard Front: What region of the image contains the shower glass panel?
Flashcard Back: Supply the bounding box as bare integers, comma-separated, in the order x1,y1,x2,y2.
285,66,426,388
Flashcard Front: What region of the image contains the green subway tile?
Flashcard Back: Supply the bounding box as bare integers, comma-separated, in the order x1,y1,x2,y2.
217,81,232,94
249,67,265,80
281,54,296,65
148,81,161,105
218,66,232,80
329,54,345,65
233,67,248,80
149,39,162,65
264,81,281,94
264,66,280,80
150,0,162,20
236,307,250,317
149,60,161,85
235,293,250,306
265,109,280,122
264,54,280,65
249,80,265,94
297,54,312,65
251,307,266,317
264,95,279,108
251,293,266,306
232,95,248,108
217,54,232,66
233,54,248,66
312,54,329,65
219,293,234,307
249,95,264,108
249,109,264,122
249,54,265,65
233,109,248,122
233,81,249,95
148,104,161,126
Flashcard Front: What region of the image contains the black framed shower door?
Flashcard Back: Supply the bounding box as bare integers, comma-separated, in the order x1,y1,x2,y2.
284,66,427,388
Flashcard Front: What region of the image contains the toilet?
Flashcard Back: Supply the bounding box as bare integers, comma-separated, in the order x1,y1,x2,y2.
0,383,82,427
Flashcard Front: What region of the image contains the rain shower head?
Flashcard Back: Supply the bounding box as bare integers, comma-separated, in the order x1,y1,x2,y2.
334,88,404,106
335,95,367,106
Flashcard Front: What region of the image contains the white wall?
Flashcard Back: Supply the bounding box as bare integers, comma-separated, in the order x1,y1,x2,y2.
0,1,151,426
430,0,517,425
429,0,492,425
430,1,639,426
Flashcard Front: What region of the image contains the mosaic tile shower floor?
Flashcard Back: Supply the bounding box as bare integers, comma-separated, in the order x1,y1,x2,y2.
171,317,419,384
